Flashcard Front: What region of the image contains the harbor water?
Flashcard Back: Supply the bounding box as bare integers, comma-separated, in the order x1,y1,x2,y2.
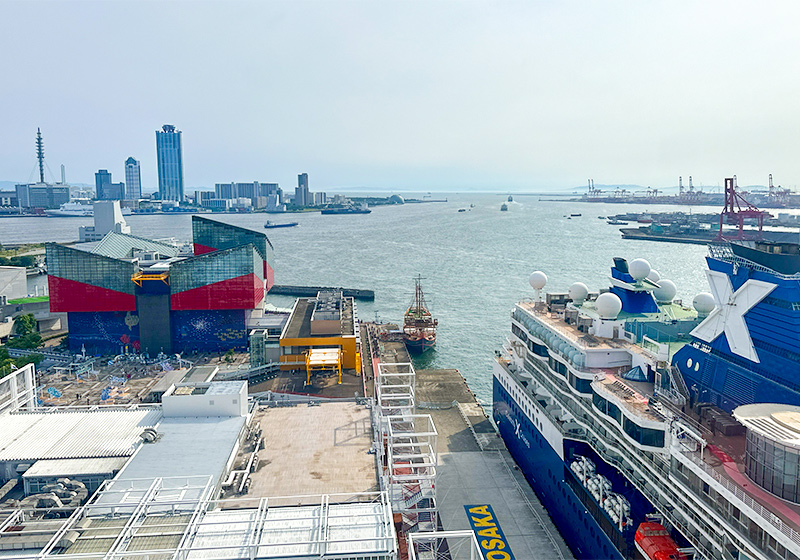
7,194,742,404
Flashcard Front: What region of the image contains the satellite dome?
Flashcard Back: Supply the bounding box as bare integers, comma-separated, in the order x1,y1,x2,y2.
693,292,715,315
653,279,677,303
529,271,547,290
595,293,622,319
628,259,651,281
389,194,405,204
647,269,661,283
569,282,589,303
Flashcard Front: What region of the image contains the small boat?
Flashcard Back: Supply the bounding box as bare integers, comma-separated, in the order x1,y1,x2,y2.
598,216,606,219
634,522,688,560
264,220,298,229
507,195,514,202
607,220,629,225
458,208,467,213
570,213,582,217
500,203,508,211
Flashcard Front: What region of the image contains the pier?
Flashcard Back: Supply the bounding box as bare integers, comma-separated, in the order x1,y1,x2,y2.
361,322,575,560
269,284,375,300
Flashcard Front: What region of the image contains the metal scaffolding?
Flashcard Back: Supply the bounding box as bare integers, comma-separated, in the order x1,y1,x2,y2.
374,362,438,533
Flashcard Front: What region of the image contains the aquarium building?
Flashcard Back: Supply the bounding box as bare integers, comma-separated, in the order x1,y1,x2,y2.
46,216,274,354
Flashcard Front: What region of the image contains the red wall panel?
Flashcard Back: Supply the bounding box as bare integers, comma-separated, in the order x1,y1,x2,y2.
49,275,136,312
264,262,275,292
193,243,216,255
171,273,264,310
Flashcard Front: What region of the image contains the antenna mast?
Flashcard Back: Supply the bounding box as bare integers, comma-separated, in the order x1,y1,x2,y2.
36,128,45,183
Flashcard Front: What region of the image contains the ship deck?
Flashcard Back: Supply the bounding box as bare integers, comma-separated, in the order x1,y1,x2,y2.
673,407,800,538
415,367,575,560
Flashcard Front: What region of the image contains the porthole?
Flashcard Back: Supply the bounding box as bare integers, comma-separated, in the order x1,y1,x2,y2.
687,358,693,368
694,361,700,372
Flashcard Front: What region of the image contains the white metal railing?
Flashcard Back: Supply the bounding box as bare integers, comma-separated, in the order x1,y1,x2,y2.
679,448,800,548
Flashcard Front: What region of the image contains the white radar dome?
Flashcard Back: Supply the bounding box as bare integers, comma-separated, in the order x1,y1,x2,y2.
628,258,652,282
529,271,548,290
693,292,716,315
653,279,677,303
595,293,623,320
569,282,589,304
647,269,661,283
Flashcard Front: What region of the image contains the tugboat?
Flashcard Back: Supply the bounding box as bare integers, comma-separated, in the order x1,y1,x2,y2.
403,276,437,354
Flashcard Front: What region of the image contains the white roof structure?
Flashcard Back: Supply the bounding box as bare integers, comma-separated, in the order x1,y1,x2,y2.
188,497,396,560
22,457,129,479
734,403,800,448
0,408,161,462
0,479,396,560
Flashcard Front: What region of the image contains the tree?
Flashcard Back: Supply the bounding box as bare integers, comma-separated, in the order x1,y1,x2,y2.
14,314,36,336
6,332,42,349
224,349,235,363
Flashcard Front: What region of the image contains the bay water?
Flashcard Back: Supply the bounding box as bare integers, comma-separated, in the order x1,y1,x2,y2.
4,194,736,404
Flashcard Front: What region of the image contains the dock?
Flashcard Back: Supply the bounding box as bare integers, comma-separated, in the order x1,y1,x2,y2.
361,322,574,560
269,284,375,300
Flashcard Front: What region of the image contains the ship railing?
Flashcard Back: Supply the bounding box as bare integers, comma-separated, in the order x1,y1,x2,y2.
519,357,800,557
678,447,800,548
709,243,800,280
510,358,733,558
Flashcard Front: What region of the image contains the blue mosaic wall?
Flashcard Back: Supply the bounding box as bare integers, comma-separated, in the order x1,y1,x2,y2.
67,311,141,354
171,309,247,352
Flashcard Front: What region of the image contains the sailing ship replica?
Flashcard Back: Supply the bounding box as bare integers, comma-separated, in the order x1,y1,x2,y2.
403,276,437,354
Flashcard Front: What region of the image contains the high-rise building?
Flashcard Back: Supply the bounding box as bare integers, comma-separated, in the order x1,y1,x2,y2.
95,169,124,201
95,170,111,199
124,157,142,200
295,173,310,207
156,124,184,202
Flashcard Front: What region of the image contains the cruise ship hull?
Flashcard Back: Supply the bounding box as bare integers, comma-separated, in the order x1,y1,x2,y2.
494,364,658,560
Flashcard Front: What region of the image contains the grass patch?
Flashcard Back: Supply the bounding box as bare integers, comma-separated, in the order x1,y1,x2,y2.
8,296,49,304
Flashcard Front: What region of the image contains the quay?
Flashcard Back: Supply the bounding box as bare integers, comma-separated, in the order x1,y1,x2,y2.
362,322,574,560
269,284,375,300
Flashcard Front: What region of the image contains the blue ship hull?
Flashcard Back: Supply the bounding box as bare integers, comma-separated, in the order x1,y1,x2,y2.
494,378,657,560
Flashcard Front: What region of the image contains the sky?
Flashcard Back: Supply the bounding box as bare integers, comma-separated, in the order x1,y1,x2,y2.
2,1,800,193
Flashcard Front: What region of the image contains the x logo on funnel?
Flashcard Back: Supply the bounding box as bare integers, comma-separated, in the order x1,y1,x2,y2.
690,270,775,363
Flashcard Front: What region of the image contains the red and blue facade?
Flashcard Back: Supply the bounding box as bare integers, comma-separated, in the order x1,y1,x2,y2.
46,218,274,355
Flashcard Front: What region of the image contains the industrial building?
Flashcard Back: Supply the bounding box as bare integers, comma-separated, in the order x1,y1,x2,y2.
46,215,275,354
279,291,362,381
0,362,401,560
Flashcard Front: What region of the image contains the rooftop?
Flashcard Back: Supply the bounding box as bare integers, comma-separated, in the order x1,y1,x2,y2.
232,402,376,501
114,416,246,489
283,297,356,339
0,408,161,462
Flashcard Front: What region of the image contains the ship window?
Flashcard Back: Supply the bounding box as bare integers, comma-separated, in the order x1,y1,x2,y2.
592,392,608,414
607,402,621,424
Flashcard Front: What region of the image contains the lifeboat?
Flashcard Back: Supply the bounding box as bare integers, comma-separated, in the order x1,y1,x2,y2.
634,522,688,560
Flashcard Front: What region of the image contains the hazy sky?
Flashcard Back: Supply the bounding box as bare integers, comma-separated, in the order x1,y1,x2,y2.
2,1,799,192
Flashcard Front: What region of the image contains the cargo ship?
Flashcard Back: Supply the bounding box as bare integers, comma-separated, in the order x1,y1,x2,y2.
403,276,437,354
494,236,800,559
320,203,371,215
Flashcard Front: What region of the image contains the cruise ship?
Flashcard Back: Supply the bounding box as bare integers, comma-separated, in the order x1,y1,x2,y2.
493,237,800,560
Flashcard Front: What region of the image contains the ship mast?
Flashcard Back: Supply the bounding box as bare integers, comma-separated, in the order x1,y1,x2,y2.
415,275,424,314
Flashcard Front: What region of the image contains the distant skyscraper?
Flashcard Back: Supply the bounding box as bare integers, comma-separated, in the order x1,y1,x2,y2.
156,124,184,202
124,157,142,200
295,173,310,207
95,169,112,199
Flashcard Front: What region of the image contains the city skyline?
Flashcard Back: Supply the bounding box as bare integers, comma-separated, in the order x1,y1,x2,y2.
2,2,800,192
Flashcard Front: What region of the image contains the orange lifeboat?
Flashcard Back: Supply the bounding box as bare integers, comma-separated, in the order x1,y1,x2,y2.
634,522,688,560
